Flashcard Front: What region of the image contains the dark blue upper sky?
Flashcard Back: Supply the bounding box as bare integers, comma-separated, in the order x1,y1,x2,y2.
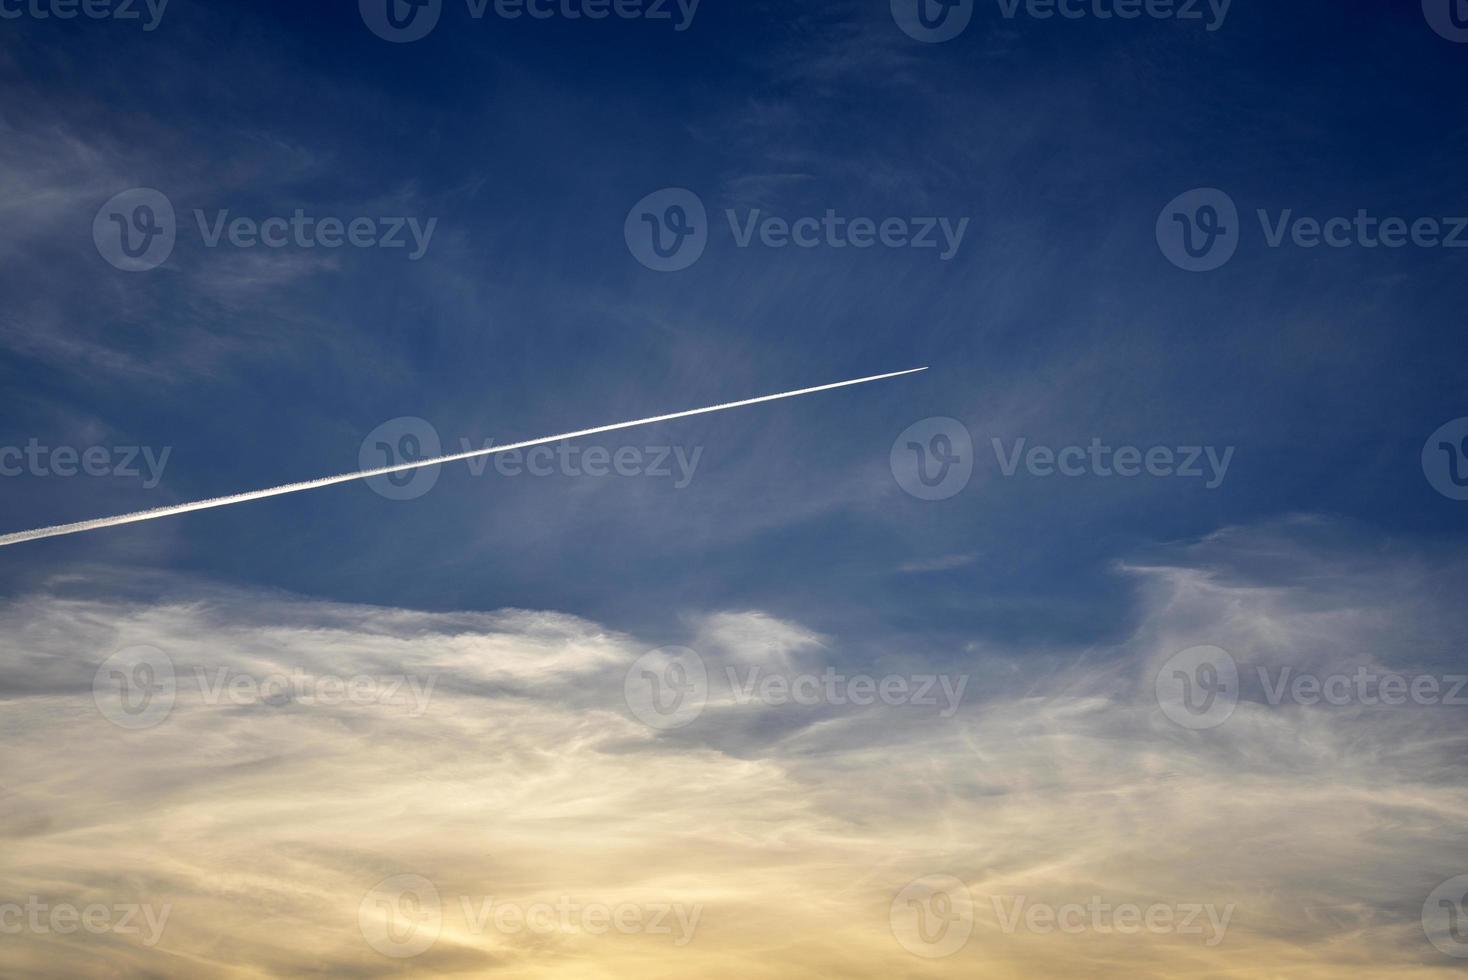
1,0,1465,653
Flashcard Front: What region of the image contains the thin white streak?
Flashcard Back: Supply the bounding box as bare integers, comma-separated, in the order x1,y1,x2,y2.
0,367,927,548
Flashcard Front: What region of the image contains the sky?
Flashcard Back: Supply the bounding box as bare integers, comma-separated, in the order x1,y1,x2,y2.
2,0,1468,976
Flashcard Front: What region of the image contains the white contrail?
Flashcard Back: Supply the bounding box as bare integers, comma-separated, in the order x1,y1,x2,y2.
0,367,927,548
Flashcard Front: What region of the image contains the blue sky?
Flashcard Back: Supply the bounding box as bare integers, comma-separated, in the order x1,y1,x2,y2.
2,4,1468,974
2,0,1460,645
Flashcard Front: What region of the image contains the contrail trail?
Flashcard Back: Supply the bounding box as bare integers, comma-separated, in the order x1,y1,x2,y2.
0,367,927,549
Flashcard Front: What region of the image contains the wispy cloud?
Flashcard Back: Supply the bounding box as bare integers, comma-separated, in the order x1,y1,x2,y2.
1,522,1464,976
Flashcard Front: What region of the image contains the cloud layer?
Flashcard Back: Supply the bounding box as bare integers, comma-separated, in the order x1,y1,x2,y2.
1,521,1465,977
